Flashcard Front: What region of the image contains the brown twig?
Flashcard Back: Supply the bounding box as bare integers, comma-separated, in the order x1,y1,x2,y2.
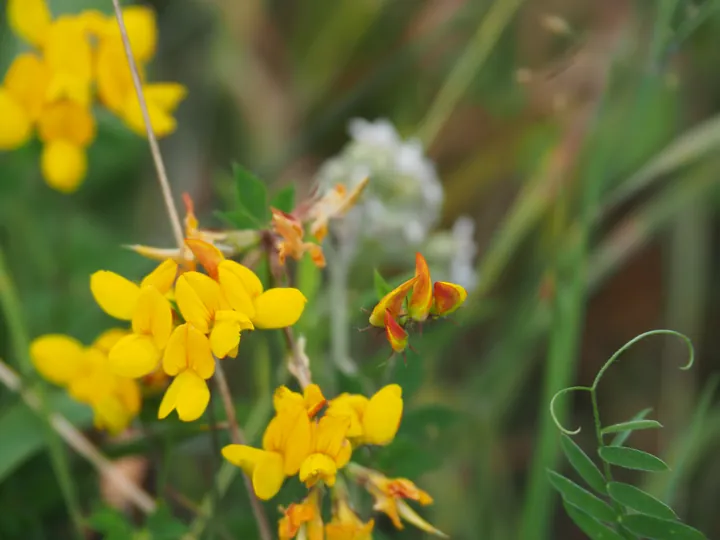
213,359,273,540
0,359,156,514
110,0,184,249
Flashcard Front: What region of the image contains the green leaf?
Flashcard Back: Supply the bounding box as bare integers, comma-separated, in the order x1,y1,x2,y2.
547,470,617,523
86,506,135,540
214,209,258,231
146,504,189,540
233,163,269,225
607,482,676,520
373,269,393,300
599,446,669,472
611,408,653,447
0,392,93,482
563,502,625,540
622,515,707,540
560,435,607,494
602,420,662,436
270,184,296,213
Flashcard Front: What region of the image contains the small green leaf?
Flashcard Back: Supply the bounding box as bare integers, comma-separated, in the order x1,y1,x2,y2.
373,269,393,300
87,506,135,540
146,504,189,540
214,209,258,230
233,163,269,225
602,420,662,436
563,502,625,540
560,435,607,494
270,184,296,213
547,470,617,523
599,446,669,472
607,482,676,520
611,408,652,447
622,515,707,540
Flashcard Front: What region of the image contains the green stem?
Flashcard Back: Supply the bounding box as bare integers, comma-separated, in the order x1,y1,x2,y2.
417,0,525,147
0,248,85,539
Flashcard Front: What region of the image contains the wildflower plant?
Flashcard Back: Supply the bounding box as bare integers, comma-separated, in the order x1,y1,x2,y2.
548,330,708,540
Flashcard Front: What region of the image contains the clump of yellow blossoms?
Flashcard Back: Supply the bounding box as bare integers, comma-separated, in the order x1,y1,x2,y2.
30,329,141,434
223,383,447,538
2,0,186,192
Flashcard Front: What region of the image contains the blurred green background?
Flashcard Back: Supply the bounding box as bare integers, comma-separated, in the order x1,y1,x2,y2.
2,0,720,539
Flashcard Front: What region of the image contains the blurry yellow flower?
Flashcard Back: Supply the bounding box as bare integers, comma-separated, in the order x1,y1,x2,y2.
326,384,403,446
157,323,215,421
222,403,312,500
271,208,326,268
102,6,158,63
217,258,307,329
30,330,141,434
8,0,51,48
279,489,324,540
299,415,352,488
41,140,87,193
325,495,374,540
44,16,93,106
349,465,446,537
4,53,51,121
174,271,254,359
122,83,187,138
90,260,178,378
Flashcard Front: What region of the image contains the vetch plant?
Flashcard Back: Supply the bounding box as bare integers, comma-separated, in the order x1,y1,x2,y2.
548,330,708,540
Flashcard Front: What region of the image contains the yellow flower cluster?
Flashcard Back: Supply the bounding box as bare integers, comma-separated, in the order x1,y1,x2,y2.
89,240,306,422
30,329,141,434
2,0,186,192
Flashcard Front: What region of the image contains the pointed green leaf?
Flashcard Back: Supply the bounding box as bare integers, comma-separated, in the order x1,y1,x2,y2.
233,163,269,225
607,482,676,520
214,209,258,231
599,446,669,472
374,269,393,300
560,435,607,494
270,184,296,213
610,408,653,447
602,420,662,436
563,502,625,540
622,515,707,540
547,470,617,522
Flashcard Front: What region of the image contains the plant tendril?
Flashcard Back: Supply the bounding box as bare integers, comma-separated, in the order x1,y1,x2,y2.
549,386,592,435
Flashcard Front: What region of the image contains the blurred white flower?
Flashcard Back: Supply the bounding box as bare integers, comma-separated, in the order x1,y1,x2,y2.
425,215,479,292
316,118,443,251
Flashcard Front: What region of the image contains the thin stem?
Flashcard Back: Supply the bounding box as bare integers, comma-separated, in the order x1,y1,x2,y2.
417,0,525,147
0,359,156,514
110,0,184,249
213,359,272,540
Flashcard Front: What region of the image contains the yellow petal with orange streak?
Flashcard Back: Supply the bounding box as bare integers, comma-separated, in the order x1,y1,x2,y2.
369,276,418,327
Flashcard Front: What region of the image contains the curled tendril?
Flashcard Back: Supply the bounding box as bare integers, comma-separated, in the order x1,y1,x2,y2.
549,386,592,435
591,329,695,391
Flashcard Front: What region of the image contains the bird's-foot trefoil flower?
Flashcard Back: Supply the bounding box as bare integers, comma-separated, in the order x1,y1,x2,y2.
347,463,447,538
325,480,374,540
278,488,324,540
326,384,403,446
299,415,353,488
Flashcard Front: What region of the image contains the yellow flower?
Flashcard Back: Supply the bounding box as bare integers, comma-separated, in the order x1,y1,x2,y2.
299,415,353,488
349,464,447,538
4,53,51,121
7,0,51,48
273,384,327,418
43,16,93,106
30,330,141,434
326,384,403,446
222,403,312,500
157,323,215,422
325,496,374,540
90,260,178,378
174,271,254,358
217,258,307,329
278,489,324,540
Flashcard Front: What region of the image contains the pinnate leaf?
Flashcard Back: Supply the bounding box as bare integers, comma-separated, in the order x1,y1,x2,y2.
599,446,669,472
607,482,676,520
610,408,652,447
622,514,707,540
602,420,662,436
563,502,625,540
560,435,607,494
547,470,617,523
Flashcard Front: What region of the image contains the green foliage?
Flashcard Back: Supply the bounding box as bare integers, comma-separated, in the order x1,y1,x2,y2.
86,507,135,540
270,184,296,213
549,331,709,540
373,269,393,300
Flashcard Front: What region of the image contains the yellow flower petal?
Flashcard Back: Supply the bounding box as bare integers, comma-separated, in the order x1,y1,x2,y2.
122,90,177,138
38,101,95,147
315,415,351,458
0,89,31,150
362,384,403,446
108,334,160,378
218,260,263,298
252,288,307,329
131,286,173,349
109,6,157,63
90,270,141,320
262,405,312,475
144,83,187,112
76,10,109,37
158,370,209,421
252,451,286,500
299,453,338,487
45,17,93,87
209,319,240,359
8,0,51,48
96,40,135,113
92,328,129,354
41,141,87,193
221,444,266,475
140,259,178,294
4,53,51,121
175,272,222,333
30,334,86,385
217,262,257,318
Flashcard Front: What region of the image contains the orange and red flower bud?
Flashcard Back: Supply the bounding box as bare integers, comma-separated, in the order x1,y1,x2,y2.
431,281,468,317
384,309,408,353
407,253,433,322
369,276,418,328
